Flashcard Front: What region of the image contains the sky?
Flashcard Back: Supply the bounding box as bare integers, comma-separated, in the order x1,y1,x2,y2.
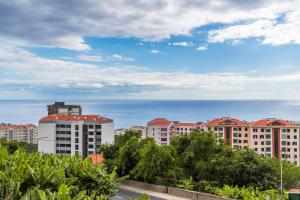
1,0,300,100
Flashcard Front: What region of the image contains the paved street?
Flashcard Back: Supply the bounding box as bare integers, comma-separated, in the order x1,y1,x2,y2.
111,188,165,200
110,185,189,200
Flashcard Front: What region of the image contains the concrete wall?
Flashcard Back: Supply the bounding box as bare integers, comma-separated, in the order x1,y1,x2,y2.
38,123,56,154
123,180,233,200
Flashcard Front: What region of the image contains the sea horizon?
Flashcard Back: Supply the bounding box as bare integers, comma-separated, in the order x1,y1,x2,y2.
1,99,300,128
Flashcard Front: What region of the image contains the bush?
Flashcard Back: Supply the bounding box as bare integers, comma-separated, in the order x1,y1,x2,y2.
0,146,121,200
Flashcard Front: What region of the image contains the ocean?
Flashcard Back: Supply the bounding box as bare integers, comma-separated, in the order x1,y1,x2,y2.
1,100,300,128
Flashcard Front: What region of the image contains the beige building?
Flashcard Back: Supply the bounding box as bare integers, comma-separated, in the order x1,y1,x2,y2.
0,124,38,144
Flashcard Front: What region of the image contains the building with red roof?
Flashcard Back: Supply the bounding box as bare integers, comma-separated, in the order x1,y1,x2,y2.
146,118,198,145
0,123,37,144
205,117,251,149
38,114,114,157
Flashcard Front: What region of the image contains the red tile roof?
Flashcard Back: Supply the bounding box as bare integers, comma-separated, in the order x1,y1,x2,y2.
39,114,112,123
147,118,171,126
0,124,36,131
251,118,296,127
206,117,249,127
88,153,104,165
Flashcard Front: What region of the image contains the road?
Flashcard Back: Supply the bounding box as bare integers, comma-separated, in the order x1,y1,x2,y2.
110,188,165,200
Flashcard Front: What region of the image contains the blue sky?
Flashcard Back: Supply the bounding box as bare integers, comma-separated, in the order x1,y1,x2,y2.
1,0,300,100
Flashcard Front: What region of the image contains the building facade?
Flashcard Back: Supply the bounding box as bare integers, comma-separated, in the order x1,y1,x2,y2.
205,117,251,149
38,114,114,157
47,102,82,115
146,118,197,145
0,124,38,144
251,118,299,164
146,117,300,166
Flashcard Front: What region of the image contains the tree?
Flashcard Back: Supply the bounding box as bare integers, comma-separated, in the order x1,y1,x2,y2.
131,141,177,185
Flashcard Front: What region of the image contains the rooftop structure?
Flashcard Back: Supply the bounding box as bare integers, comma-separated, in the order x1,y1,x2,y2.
47,102,82,115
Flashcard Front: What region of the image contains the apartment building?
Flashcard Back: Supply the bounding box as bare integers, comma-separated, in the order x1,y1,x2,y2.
205,117,251,148
0,124,38,144
38,114,114,157
251,118,299,164
47,102,82,115
146,118,197,145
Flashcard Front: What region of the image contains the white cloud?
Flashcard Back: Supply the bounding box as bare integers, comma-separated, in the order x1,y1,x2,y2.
2,47,300,99
149,49,162,54
196,45,208,51
0,0,299,50
208,9,300,45
78,54,104,62
171,42,194,47
112,54,135,62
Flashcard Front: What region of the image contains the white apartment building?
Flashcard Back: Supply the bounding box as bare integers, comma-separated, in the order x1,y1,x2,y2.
38,114,114,157
0,124,38,144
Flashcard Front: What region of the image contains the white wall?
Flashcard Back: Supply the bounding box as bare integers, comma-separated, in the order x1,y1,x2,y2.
38,123,56,154
101,122,114,144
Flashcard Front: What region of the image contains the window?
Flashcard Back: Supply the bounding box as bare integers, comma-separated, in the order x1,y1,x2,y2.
88,151,93,155
66,125,71,128
294,135,297,139
95,125,101,129
96,131,101,136
282,129,286,133
287,129,290,133
66,144,71,147
218,128,223,131
293,142,297,146
261,148,265,152
56,124,60,128
75,132,79,137
75,138,79,143
96,138,101,143
161,138,167,141
233,128,238,131
88,138,94,142
260,135,264,139
66,131,71,135
254,148,258,151
282,141,286,145
253,135,258,139
266,134,271,139
266,147,271,152
294,129,297,133
238,140,241,143
266,141,271,145
88,144,94,149
88,132,94,135
88,125,94,129
266,129,271,133
75,125,79,130
254,141,258,145
261,129,265,132
261,141,264,145
245,127,248,131
233,133,238,137
245,134,248,137
239,134,242,137
75,145,78,150
161,128,167,131
239,128,242,131
253,129,257,132
244,140,248,144
294,148,297,152
287,135,290,139
233,139,238,143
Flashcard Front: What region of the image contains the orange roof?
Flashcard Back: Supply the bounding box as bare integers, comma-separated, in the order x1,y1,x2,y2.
147,118,171,126
39,114,112,123
0,124,36,130
288,189,300,193
175,122,197,127
88,153,104,165
206,117,249,127
251,118,296,127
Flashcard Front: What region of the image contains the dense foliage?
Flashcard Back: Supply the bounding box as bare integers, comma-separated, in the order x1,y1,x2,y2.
100,130,300,199
0,138,37,153
0,146,120,200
